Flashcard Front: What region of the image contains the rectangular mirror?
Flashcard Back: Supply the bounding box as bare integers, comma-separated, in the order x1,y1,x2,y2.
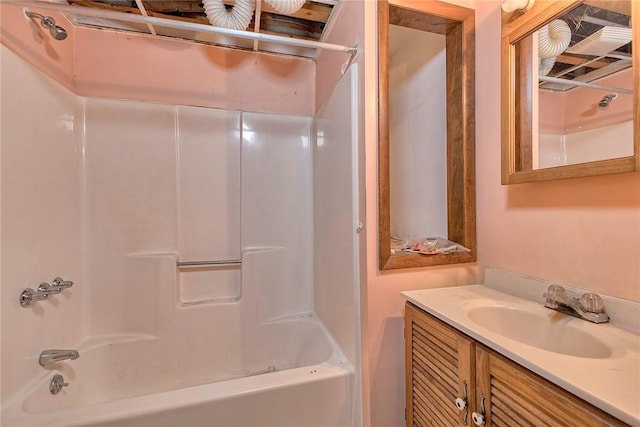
378,1,476,270
502,0,639,184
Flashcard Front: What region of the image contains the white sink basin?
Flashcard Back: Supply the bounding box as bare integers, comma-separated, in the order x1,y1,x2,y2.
465,304,612,359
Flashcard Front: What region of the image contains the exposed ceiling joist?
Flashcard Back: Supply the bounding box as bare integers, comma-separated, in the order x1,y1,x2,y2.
583,0,631,16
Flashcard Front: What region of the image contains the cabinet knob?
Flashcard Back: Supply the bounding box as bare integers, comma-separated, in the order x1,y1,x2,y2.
471,412,485,426
472,394,486,425
455,397,467,411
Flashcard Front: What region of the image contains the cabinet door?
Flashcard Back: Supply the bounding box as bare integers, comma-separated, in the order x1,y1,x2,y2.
405,303,475,427
475,345,629,427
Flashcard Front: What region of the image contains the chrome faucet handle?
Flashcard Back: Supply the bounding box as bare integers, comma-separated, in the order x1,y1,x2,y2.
50,277,73,292
50,374,69,394
37,281,64,296
20,288,49,307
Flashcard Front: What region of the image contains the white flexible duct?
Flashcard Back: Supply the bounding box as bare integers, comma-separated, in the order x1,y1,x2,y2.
539,57,557,76
538,19,571,76
265,0,306,15
202,0,255,31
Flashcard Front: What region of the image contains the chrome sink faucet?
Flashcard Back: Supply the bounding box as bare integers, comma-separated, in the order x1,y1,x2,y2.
543,285,609,324
39,349,80,366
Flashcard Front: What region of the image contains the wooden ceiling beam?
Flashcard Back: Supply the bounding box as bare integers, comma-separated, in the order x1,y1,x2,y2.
583,0,631,17
554,54,611,69
221,0,331,23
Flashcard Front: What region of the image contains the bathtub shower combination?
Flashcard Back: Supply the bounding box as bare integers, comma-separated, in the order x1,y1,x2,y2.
3,315,354,427
1,3,361,426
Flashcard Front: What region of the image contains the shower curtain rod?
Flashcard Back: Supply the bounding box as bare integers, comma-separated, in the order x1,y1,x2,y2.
539,76,633,95
13,1,357,55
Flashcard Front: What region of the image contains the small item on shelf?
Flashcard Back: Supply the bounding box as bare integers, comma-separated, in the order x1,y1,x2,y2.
391,236,471,255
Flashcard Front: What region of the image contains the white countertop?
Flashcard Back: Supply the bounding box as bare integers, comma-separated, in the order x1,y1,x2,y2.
402,278,640,426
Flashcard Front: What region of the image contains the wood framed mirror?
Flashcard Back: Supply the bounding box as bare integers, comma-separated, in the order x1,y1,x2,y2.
378,0,476,270
501,0,639,184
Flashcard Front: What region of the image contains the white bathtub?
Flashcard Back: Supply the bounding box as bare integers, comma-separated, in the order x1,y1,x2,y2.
2,317,354,427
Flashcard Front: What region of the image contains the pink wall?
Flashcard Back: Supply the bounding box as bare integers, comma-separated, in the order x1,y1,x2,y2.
362,1,478,425
475,1,640,304
540,68,634,134
362,1,639,426
4,1,639,425
539,89,566,134
0,4,314,116
563,68,634,133
0,4,76,90
73,28,315,115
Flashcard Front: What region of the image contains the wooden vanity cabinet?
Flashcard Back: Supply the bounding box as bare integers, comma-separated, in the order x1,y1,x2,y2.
405,303,629,427
405,302,475,426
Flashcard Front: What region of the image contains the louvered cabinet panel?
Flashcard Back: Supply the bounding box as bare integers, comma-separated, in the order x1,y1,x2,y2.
475,345,629,427
405,303,475,427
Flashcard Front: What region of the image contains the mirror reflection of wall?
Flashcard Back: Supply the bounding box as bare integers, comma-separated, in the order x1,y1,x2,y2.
389,25,447,243
529,1,633,169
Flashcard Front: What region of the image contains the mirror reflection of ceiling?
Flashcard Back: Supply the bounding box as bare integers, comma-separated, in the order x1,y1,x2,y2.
538,1,632,92
65,0,337,57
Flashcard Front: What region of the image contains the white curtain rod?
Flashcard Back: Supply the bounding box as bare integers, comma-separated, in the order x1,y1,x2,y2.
12,1,357,55
539,76,633,95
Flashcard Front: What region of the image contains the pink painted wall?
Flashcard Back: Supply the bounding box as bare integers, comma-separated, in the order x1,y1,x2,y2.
360,1,478,426
563,68,634,133
475,1,640,304
540,68,634,134
360,1,639,426
0,4,314,116
4,1,639,425
539,89,566,134
73,28,315,115
0,3,76,90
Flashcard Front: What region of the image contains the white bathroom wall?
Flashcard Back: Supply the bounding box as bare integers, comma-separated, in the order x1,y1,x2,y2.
314,64,360,427
314,65,359,364
176,107,241,304
82,99,314,334
241,112,314,319
389,26,448,241
82,97,179,336
1,46,83,400
539,121,634,169
564,121,634,165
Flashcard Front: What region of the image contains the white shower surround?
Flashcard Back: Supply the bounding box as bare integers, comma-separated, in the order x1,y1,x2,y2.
1,45,360,427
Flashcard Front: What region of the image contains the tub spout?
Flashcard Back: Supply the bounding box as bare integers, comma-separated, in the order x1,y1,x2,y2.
39,349,79,366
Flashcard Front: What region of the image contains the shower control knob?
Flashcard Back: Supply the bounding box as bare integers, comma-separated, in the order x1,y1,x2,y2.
50,374,69,394
20,288,48,307
51,277,74,292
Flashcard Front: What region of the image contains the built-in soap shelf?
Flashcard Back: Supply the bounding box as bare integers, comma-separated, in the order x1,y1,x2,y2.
128,247,285,306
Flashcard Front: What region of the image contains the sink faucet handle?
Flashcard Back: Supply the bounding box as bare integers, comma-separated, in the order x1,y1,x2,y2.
580,293,606,314
546,284,567,299
544,284,567,308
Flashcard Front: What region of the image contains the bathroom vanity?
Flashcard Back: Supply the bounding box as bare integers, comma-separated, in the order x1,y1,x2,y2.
402,270,640,426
